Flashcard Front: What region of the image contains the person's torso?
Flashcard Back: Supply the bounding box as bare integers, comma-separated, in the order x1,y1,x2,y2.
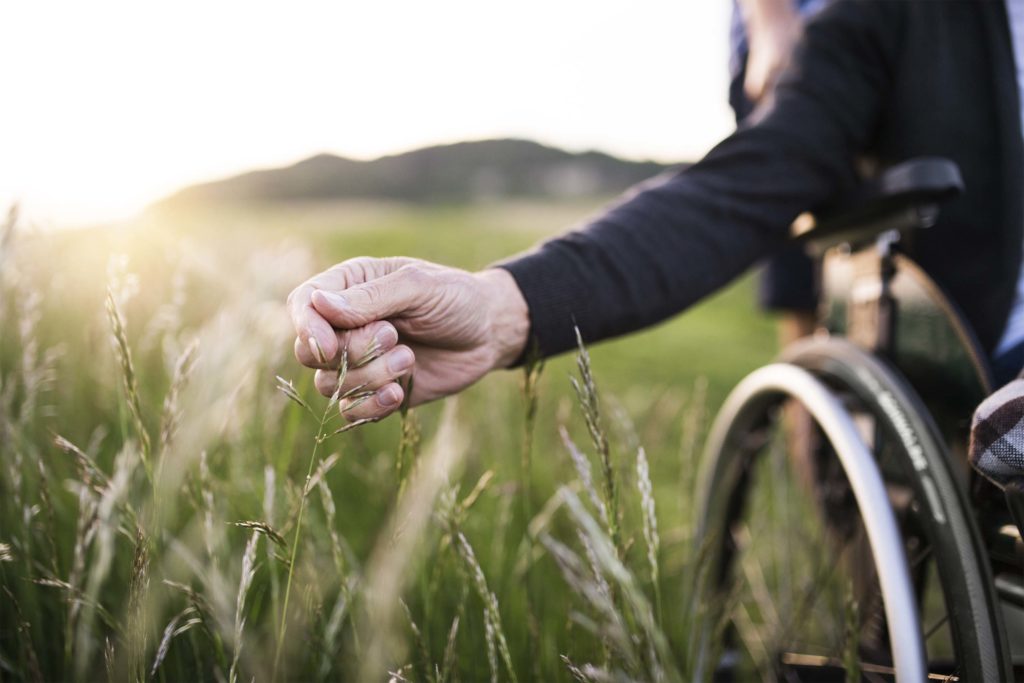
838,0,1024,356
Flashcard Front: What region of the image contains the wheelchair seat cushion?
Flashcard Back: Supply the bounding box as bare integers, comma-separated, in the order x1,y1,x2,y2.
969,377,1024,488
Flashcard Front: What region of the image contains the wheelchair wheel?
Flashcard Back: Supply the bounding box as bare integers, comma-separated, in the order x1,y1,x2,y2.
694,338,1010,681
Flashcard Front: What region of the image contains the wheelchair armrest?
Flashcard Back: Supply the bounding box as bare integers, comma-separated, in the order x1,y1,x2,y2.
801,157,964,252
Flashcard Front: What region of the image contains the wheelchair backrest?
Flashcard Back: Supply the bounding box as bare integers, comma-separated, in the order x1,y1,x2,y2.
806,158,990,446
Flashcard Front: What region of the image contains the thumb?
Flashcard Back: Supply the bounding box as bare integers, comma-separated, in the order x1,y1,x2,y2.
310,266,428,328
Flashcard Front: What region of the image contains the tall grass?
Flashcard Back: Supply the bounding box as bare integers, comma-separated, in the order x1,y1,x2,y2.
0,205,768,682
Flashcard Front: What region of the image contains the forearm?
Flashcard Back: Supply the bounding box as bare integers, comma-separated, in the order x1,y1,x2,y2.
498,142,810,359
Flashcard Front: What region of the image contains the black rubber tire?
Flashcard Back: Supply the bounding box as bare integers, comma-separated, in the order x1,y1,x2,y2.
782,337,1008,680
698,337,1010,681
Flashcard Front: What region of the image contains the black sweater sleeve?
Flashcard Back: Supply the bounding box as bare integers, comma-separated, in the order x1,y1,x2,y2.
497,1,902,359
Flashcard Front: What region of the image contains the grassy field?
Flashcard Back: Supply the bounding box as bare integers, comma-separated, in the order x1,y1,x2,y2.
0,199,777,682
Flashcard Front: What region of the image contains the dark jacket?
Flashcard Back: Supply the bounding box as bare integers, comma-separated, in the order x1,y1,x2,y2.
500,0,1023,359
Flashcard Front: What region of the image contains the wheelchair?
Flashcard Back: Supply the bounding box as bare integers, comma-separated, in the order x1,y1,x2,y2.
694,159,1024,681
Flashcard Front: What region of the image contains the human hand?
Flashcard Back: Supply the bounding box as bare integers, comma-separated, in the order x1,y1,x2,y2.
287,257,530,421
742,0,802,103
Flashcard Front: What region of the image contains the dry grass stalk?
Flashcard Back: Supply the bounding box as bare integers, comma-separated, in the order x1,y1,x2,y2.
76,443,138,677
34,458,60,576
540,533,636,669
198,450,219,568
561,654,594,683
233,520,292,570
104,637,116,683
458,469,494,516
105,289,153,482
65,484,99,665
395,375,421,497
437,612,461,683
305,452,340,496
322,416,377,440
315,583,353,682
570,328,621,557
577,529,614,616
126,527,152,682
233,521,288,551
162,578,229,674
340,390,374,413
261,463,283,672
484,610,499,683
273,352,369,682
352,337,386,369
314,454,353,583
33,577,122,638
263,465,277,526
559,487,681,683
149,605,200,677
157,337,199,467
400,599,431,681
55,435,109,493
454,531,517,683
273,398,330,681
635,446,662,623
606,396,641,459
519,344,544,508
560,426,610,535
275,376,314,417
229,531,260,683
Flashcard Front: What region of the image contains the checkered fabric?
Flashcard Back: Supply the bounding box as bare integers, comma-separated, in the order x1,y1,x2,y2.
969,377,1024,489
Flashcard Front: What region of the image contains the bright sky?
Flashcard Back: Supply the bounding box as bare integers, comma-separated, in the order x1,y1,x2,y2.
1,1,735,228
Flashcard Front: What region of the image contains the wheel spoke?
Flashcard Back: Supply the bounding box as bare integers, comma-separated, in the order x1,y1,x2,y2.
779,652,961,681
772,531,851,654
923,612,950,642
908,541,933,571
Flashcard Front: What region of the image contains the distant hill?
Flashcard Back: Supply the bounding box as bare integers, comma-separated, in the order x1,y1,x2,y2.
156,139,679,207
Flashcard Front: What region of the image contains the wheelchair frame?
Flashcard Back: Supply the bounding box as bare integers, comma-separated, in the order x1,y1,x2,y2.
695,159,1024,681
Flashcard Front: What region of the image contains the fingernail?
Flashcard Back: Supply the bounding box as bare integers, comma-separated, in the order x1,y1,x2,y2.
318,290,348,309
308,337,325,363
378,383,401,408
387,347,414,374
375,324,398,349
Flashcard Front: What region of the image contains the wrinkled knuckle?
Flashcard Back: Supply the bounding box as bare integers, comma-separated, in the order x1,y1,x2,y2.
399,263,431,287
340,257,376,281
360,283,383,307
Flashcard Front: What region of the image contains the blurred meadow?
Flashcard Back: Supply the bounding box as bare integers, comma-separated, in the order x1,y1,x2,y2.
0,188,777,681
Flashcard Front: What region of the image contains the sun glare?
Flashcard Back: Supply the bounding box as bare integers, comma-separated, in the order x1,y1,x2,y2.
1,1,733,228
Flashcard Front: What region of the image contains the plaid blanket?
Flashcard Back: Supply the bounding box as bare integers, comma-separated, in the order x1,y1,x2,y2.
969,377,1024,489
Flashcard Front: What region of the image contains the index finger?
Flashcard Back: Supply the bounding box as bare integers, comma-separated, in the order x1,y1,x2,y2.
288,283,339,363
